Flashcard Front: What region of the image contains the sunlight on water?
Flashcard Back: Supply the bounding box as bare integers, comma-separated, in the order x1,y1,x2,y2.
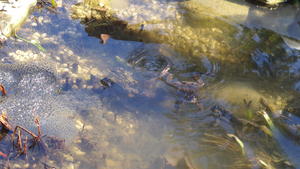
0,0,300,168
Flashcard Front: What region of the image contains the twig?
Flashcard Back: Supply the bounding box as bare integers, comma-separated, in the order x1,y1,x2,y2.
35,117,41,138
13,126,38,139
17,129,22,151
0,113,13,131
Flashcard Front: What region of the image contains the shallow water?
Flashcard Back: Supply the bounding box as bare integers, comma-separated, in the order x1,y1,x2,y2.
0,0,300,168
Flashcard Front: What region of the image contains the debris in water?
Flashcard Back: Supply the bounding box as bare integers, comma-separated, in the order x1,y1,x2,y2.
0,85,6,96
100,77,114,88
227,134,245,155
0,112,12,131
258,110,275,128
12,117,48,154
0,114,66,161
158,65,206,110
0,151,7,158
100,34,110,44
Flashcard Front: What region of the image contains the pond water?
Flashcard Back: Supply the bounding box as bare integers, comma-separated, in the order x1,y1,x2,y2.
0,0,300,168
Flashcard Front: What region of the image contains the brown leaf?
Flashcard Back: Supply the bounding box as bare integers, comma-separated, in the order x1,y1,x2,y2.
0,85,6,96
100,34,110,44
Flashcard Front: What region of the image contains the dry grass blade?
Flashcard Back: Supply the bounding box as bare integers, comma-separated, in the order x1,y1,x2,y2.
0,112,12,131
227,134,245,155
201,133,241,153
10,116,52,157
258,159,274,169
258,111,274,129
35,117,41,138
13,126,38,139
17,129,23,151
259,125,273,137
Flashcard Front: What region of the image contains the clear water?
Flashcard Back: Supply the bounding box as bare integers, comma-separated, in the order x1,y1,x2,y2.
0,0,300,168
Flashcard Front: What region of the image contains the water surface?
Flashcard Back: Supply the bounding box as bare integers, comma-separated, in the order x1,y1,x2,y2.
0,0,300,168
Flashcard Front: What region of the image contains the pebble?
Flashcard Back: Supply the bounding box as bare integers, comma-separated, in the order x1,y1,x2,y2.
37,16,43,23
72,146,86,156
12,164,22,168
75,119,84,129
84,124,93,130
23,163,30,168
106,159,122,168
63,154,74,162
64,163,75,169
100,141,109,147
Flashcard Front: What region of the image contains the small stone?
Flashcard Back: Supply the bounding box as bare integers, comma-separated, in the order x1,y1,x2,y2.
106,159,121,168
62,162,75,169
23,163,30,168
100,141,109,147
55,56,61,61
84,124,93,130
63,154,74,162
72,146,86,156
75,119,84,129
99,2,105,7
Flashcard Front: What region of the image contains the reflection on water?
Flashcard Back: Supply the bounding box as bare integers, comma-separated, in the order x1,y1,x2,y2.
0,0,300,168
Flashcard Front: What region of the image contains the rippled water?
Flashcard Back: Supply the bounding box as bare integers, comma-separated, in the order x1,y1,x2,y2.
0,0,300,168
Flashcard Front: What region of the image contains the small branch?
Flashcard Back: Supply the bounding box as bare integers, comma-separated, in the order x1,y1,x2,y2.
14,126,38,139
17,129,23,151
0,114,13,131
